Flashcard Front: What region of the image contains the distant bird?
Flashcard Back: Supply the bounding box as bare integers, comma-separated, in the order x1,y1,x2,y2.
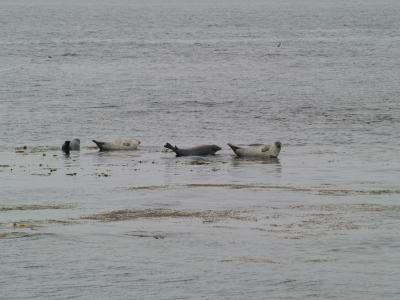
228,141,282,158
92,139,140,151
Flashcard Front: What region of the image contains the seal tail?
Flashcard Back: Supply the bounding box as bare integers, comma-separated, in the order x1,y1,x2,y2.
227,143,240,151
92,140,105,151
164,142,178,153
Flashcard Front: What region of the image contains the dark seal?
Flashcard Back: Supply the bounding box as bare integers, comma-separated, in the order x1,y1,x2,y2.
164,143,221,157
62,141,71,154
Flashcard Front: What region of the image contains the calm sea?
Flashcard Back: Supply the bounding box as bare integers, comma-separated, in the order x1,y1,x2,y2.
1,0,399,299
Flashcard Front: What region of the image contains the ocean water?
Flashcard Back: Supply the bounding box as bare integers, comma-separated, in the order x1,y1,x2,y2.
1,0,400,299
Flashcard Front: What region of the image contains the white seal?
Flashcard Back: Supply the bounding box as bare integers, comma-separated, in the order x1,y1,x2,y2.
92,139,140,151
228,141,282,158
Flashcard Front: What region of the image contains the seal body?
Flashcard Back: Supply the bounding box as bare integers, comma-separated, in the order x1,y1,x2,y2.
70,138,80,151
228,141,281,158
92,139,140,151
164,143,221,157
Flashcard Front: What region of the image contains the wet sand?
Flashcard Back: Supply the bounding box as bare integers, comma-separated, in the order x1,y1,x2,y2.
1,145,399,299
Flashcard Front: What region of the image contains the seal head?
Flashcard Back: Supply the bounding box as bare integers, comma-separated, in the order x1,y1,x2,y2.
62,141,71,154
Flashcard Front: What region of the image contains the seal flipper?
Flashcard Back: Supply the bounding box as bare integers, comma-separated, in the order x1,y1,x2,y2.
92,140,106,151
261,145,270,152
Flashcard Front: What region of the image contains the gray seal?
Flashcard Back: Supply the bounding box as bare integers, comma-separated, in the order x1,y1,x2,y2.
164,143,221,157
62,138,80,154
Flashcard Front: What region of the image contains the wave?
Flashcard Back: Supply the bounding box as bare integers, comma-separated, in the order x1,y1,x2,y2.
0,204,73,212
0,232,56,240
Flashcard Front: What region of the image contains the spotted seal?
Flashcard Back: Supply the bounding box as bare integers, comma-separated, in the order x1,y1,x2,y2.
228,141,282,158
92,139,140,151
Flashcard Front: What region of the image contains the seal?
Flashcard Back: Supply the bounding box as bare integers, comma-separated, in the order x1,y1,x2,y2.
61,141,71,154
164,143,221,157
62,138,80,154
92,139,140,151
228,141,282,158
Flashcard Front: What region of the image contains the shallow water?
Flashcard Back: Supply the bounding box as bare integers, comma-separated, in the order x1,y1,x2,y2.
1,0,400,299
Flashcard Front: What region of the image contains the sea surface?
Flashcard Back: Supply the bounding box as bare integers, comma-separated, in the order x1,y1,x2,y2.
1,0,400,299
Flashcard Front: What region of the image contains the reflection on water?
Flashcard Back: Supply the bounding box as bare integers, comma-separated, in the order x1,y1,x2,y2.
231,156,281,164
